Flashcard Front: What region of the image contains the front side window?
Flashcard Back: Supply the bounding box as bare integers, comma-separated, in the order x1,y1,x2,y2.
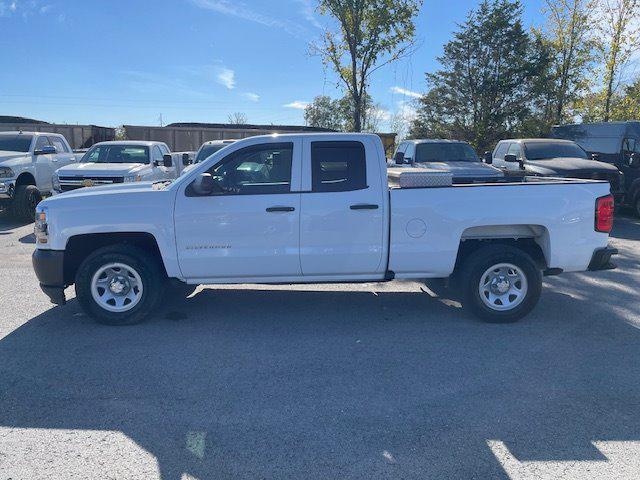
623,138,639,164
311,141,366,192
493,142,509,161
50,137,69,153
507,143,522,158
35,136,51,150
195,144,227,164
194,143,293,195
0,134,33,152
83,145,150,164
152,146,164,164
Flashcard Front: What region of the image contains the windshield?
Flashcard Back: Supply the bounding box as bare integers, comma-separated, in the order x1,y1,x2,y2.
0,134,33,153
195,144,227,163
82,145,150,164
415,143,479,163
524,141,588,160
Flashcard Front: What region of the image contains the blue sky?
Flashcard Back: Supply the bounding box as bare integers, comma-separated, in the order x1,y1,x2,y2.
0,0,545,128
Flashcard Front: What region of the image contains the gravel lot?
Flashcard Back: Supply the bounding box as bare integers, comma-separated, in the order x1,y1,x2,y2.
0,210,639,480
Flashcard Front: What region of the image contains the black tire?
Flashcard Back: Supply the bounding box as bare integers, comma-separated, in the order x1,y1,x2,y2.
459,245,542,323
75,245,164,326
9,184,41,222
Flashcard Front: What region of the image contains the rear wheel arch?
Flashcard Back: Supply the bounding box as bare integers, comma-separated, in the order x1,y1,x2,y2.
64,232,168,285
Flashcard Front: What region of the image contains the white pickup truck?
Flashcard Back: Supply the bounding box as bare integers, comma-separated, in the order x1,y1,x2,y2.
52,141,176,193
32,133,617,326
0,131,76,221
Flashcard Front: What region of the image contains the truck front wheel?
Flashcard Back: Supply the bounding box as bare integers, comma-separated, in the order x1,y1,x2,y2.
459,245,542,323
10,185,41,222
75,245,163,326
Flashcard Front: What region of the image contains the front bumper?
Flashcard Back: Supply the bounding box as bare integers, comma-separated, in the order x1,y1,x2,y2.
588,247,618,271
32,249,67,305
0,179,15,200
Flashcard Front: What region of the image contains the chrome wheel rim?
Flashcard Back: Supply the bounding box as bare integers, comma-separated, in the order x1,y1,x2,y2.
479,263,528,312
91,262,143,313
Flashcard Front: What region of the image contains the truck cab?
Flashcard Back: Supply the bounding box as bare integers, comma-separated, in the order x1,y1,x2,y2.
0,131,76,221
551,122,640,216
52,141,175,193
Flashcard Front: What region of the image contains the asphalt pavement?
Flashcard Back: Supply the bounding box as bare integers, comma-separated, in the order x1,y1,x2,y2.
0,209,639,479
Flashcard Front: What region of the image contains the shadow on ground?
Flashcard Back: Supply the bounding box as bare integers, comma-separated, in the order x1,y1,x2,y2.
0,209,638,479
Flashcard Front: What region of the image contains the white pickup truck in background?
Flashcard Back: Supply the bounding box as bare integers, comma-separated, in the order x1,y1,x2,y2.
0,131,76,221
52,141,177,193
32,133,617,326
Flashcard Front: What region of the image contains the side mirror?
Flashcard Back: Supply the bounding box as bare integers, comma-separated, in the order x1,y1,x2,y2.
484,151,493,164
630,152,640,168
182,153,192,166
192,173,216,196
162,154,173,168
34,145,57,156
504,154,518,163
591,153,601,161
393,151,405,164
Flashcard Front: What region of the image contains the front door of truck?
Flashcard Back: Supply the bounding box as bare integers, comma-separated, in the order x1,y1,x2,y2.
299,139,386,277
33,136,55,191
175,140,302,280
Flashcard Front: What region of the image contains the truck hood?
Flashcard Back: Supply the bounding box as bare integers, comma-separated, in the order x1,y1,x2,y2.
0,151,29,165
527,157,619,175
56,162,148,177
414,161,504,177
44,181,160,203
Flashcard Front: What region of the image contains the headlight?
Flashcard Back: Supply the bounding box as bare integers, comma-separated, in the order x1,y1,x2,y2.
52,173,61,191
34,206,49,244
124,175,142,183
0,166,14,179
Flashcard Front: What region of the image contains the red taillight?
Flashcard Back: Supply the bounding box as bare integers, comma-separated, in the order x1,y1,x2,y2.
595,195,614,233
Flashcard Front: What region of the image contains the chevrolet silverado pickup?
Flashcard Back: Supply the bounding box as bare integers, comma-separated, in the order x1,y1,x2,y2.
52,141,176,193
32,133,617,326
0,131,76,221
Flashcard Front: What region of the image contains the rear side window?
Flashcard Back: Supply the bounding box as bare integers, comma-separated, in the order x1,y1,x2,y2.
311,141,367,192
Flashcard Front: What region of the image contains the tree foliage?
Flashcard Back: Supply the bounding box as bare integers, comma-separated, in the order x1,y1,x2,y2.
410,0,547,151
304,93,386,132
317,0,422,131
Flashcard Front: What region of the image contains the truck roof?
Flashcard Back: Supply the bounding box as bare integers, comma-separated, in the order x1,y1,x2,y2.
551,121,640,138
403,139,470,144
0,130,63,137
503,138,577,144
92,140,168,147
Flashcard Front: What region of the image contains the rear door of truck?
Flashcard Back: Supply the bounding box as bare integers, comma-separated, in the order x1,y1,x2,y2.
299,136,388,277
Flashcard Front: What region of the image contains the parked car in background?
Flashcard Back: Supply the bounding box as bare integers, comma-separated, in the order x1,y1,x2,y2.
0,131,76,221
33,133,616,326
392,139,504,182
551,121,640,216
489,138,624,201
52,141,176,193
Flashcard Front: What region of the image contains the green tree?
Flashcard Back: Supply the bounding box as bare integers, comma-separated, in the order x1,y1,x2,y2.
317,0,422,132
536,0,597,124
410,0,546,151
611,78,640,120
304,95,345,130
595,0,640,121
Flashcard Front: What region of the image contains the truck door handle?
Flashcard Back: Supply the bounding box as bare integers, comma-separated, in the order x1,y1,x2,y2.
266,206,295,212
350,204,379,210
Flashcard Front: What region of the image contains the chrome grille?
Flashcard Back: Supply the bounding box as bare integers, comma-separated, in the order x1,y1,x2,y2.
59,176,124,192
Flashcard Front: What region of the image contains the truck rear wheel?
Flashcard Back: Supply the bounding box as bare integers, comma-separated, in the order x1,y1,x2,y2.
75,245,163,326
10,185,41,222
459,245,542,323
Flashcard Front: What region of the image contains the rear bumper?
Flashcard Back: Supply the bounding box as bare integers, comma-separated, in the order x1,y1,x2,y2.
32,249,67,305
588,247,618,271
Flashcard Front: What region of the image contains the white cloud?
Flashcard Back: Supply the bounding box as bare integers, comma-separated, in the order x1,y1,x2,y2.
216,67,236,90
190,0,307,37
390,86,423,99
242,92,260,102
295,0,321,28
283,101,309,110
